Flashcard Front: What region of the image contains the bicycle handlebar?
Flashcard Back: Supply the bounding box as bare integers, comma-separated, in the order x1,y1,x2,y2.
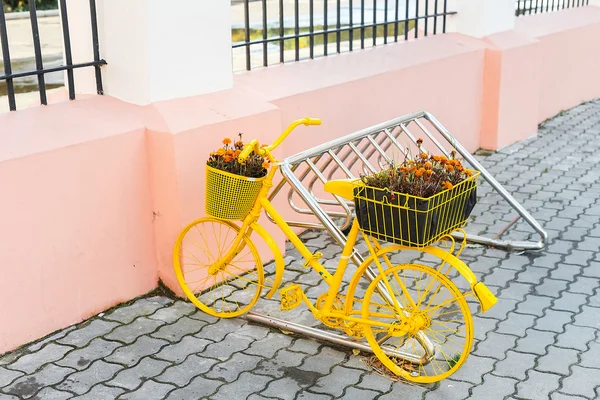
237,117,322,163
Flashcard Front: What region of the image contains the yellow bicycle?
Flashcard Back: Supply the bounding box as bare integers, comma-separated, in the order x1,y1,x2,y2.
173,118,497,383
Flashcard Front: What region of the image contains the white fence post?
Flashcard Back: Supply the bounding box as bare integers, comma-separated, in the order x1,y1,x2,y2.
66,0,233,105
446,0,516,38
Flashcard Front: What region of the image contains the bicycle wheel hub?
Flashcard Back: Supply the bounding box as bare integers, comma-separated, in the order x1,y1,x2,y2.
391,309,431,336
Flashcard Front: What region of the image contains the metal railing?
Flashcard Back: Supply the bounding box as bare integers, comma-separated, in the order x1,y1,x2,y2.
515,0,590,15
232,0,456,71
0,0,106,111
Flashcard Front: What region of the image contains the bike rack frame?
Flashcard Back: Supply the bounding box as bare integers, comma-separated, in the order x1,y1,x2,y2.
246,110,548,354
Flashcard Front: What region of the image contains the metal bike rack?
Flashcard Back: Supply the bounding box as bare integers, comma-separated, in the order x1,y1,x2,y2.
246,110,548,354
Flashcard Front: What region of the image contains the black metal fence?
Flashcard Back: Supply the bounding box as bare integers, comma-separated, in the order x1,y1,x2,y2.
0,0,105,111
515,0,590,15
232,0,455,71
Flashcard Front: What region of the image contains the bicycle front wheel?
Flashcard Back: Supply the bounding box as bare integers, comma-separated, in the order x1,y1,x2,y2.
362,264,473,383
173,217,264,318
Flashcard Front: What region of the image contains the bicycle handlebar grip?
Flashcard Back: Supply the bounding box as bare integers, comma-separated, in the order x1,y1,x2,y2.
305,118,322,126
238,142,256,163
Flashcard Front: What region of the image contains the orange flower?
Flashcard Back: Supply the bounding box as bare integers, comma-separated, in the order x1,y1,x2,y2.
416,138,423,146
399,166,409,173
235,140,244,148
415,168,426,178
420,152,428,160
233,150,241,158
443,181,453,190
424,161,433,170
262,161,270,169
225,149,234,156
222,138,232,145
445,165,454,173
223,155,232,162
217,148,225,156
426,170,433,176
464,169,473,176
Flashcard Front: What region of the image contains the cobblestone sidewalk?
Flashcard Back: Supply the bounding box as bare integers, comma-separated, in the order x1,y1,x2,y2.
2,101,600,399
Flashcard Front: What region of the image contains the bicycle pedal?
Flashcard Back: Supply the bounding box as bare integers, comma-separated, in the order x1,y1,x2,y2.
279,284,304,311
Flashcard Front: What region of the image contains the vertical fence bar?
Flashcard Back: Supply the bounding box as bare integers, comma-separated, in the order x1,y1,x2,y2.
262,0,268,67
295,0,300,60
0,4,16,111
372,0,377,46
405,0,410,40
424,0,428,36
349,0,353,51
534,0,539,13
551,0,555,10
414,0,419,38
59,0,76,100
324,0,328,55
29,0,47,105
361,0,365,48
244,0,251,70
336,0,341,53
310,0,314,58
383,0,388,44
433,0,438,34
394,0,399,40
546,0,549,12
279,0,284,63
442,0,447,33
89,0,103,95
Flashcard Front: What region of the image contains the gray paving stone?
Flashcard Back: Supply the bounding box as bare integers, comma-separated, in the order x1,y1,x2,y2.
57,320,120,348
234,322,271,341
579,341,600,369
568,276,600,295
260,377,301,400
450,355,495,385
56,360,123,395
473,332,517,360
535,309,573,333
254,349,304,379
288,338,321,355
8,343,73,374
552,291,588,314
550,392,588,400
555,324,597,351
154,335,211,363
516,370,560,400
573,305,600,328
150,316,206,343
296,391,333,400
118,380,176,400
312,366,362,398
581,261,600,278
104,317,166,345
0,367,23,388
515,295,553,317
104,298,171,325
28,387,74,399
492,350,536,381
155,355,217,387
244,332,293,359
56,338,121,371
148,302,197,324
107,357,171,390
482,268,518,288
496,312,536,338
201,333,251,360
298,347,347,375
104,336,169,367
69,384,125,400
560,366,599,398
470,374,517,400
196,319,246,342
206,353,263,383
4,364,76,399
0,393,20,399
550,264,582,282
339,386,380,400
516,267,549,285
356,373,393,393
531,253,562,269
515,329,556,355
210,372,271,400
499,282,533,302
534,278,569,297
424,380,471,400
563,250,594,267
537,346,579,375
28,326,76,352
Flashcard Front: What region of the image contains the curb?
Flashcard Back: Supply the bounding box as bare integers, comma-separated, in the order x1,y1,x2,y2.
4,9,59,20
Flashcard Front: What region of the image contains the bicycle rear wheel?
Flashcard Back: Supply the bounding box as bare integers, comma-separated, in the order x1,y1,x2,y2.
362,263,473,383
173,217,264,318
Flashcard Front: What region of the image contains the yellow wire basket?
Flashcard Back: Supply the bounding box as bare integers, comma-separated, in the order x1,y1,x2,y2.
354,170,480,248
205,165,265,220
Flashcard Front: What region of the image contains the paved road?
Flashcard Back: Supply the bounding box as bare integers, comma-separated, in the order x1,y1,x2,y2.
1,101,600,399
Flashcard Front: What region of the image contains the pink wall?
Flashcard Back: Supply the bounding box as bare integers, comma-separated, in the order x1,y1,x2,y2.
2,7,600,354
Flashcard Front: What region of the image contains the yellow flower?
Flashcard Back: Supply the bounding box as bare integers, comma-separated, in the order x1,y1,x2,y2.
217,148,225,156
